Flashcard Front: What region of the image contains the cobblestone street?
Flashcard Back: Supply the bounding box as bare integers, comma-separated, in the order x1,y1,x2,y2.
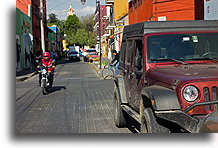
16,60,131,133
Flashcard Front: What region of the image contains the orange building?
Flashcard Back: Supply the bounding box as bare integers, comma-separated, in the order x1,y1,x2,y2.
114,0,129,52
114,0,128,22
16,0,32,16
129,0,204,24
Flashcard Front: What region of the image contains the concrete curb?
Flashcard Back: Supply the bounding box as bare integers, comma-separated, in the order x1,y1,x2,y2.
90,63,103,79
16,58,65,82
16,71,38,82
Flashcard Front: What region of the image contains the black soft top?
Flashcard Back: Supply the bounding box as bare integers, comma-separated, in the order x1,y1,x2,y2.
123,20,218,40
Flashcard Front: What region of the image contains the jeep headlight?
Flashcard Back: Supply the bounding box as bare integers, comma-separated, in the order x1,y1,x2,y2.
183,86,199,102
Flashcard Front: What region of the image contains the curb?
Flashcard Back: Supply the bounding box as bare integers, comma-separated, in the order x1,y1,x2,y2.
16,58,65,82
90,63,103,79
16,71,38,82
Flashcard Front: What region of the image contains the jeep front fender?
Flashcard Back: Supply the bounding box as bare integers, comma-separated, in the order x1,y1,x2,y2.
141,85,181,111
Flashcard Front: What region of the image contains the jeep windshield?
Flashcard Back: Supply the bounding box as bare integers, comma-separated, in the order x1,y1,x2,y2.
147,32,218,63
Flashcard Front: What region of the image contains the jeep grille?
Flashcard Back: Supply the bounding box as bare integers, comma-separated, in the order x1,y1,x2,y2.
203,86,218,111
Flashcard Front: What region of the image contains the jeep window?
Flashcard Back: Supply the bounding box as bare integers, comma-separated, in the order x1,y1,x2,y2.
120,40,126,64
126,40,133,63
147,33,218,63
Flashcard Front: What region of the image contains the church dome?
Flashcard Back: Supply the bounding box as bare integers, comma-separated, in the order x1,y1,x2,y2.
67,4,75,16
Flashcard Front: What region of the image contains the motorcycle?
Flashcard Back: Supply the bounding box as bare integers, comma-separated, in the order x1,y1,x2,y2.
38,66,53,95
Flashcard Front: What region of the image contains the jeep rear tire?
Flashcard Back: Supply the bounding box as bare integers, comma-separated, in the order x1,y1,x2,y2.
114,85,127,127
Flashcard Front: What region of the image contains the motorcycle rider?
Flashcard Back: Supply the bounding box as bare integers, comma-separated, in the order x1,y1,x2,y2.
37,52,55,87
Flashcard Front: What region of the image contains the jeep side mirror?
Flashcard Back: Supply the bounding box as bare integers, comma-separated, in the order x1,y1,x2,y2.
134,56,142,70
134,56,143,76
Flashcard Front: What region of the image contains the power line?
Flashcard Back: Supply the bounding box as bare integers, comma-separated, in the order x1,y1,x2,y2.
47,0,70,10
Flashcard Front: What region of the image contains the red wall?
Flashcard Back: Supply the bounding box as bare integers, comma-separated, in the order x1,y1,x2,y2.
129,0,204,24
16,0,31,16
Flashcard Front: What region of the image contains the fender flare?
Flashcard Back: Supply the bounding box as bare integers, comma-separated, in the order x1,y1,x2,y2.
141,85,181,110
114,76,128,104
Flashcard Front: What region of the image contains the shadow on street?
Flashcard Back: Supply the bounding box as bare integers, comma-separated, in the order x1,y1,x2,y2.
50,86,66,93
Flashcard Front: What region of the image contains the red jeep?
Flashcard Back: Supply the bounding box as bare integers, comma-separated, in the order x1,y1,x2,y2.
114,20,218,133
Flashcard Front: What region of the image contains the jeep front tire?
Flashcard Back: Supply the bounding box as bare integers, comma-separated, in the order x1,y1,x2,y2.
114,84,127,127
140,108,157,133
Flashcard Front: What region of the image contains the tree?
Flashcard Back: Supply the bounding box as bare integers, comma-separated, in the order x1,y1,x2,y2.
66,32,77,45
79,15,94,35
79,15,95,47
47,13,59,24
56,20,65,36
64,15,80,36
75,29,88,48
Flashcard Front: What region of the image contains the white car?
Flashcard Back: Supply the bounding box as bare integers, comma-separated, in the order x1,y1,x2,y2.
67,51,80,61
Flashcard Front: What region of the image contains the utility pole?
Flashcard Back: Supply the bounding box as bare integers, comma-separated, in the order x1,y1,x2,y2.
96,0,102,69
40,0,45,53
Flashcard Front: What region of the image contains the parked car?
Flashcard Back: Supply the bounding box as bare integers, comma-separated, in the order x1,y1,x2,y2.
114,20,218,133
67,51,80,61
86,52,100,62
83,49,97,62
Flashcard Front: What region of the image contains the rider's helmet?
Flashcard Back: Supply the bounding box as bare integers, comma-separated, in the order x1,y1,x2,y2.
42,52,50,60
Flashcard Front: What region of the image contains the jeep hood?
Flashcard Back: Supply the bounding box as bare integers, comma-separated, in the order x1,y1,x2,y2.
147,63,218,85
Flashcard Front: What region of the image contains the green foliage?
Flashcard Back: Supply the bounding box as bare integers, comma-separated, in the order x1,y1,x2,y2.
79,15,94,35
79,15,95,47
75,29,88,47
101,61,109,66
47,13,59,24
46,13,96,48
65,15,80,35
56,20,65,36
66,33,76,45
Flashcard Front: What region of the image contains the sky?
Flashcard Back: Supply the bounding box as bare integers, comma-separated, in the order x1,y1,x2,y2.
47,0,105,20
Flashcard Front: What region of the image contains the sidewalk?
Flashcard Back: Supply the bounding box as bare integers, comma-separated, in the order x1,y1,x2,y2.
16,67,38,82
90,58,111,78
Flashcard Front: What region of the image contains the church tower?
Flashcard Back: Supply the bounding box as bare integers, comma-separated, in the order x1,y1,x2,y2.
67,3,75,16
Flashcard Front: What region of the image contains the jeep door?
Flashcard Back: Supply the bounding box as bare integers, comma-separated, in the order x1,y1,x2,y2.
128,38,144,110
122,39,133,105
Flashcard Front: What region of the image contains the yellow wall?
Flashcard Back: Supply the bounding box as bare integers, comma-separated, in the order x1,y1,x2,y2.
114,0,128,21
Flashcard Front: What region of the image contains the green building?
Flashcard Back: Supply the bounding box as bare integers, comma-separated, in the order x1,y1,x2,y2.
16,8,33,71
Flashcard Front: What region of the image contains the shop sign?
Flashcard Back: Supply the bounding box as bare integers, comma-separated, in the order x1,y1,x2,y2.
158,16,166,21
115,21,124,28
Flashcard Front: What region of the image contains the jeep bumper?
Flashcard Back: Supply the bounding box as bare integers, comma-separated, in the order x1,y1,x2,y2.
155,111,217,133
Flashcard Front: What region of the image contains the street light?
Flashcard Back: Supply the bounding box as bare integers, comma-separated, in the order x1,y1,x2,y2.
81,0,86,5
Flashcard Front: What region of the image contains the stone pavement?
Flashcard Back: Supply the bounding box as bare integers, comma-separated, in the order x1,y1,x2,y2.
16,59,131,133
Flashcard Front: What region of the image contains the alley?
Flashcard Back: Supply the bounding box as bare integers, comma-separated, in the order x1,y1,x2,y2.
16,59,131,133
